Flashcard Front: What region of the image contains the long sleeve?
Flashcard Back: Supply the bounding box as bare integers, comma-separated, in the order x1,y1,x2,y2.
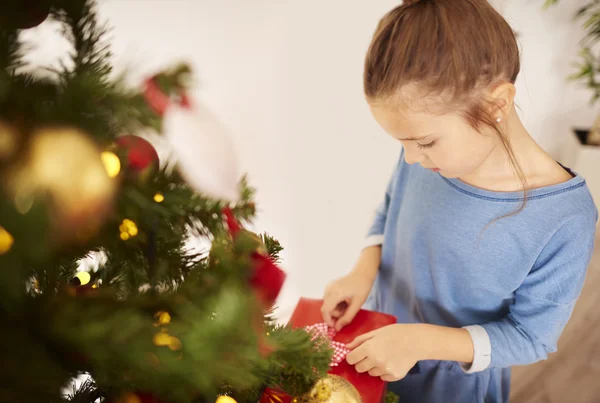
473,212,597,370
365,150,404,248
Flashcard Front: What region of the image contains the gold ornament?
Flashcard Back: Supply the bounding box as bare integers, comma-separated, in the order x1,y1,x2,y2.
101,151,121,178
3,127,116,244
296,375,362,403
215,396,238,403
0,121,18,161
0,226,14,255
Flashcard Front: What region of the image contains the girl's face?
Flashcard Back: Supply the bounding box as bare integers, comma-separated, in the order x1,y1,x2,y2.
369,103,499,179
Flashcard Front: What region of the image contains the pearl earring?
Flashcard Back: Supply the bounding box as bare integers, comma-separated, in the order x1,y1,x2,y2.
495,117,502,123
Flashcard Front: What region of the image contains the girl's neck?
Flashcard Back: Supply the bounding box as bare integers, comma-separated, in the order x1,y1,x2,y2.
459,107,571,192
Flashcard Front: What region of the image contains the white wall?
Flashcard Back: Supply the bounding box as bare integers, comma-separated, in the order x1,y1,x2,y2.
23,0,598,321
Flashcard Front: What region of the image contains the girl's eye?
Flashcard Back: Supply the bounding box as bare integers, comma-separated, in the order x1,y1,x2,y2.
417,141,436,149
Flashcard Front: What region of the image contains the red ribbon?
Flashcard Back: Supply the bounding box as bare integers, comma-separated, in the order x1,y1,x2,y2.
143,78,190,117
305,323,350,367
222,207,286,307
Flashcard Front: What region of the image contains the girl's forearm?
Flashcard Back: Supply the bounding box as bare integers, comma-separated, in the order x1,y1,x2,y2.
418,324,475,365
352,245,381,281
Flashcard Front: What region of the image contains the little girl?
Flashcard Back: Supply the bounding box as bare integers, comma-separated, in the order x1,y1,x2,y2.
320,1,598,402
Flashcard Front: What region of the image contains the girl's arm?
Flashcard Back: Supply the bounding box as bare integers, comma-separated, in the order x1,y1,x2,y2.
418,213,597,372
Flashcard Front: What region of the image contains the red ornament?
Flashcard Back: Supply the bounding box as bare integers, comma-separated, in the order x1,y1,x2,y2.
222,208,286,308
115,135,159,177
1,0,50,29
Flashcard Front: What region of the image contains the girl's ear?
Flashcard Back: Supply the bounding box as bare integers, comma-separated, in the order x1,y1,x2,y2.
486,82,516,120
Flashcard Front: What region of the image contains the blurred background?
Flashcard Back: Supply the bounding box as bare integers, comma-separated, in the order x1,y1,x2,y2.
20,0,600,401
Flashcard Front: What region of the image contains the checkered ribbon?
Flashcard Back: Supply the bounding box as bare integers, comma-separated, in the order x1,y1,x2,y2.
305,323,350,367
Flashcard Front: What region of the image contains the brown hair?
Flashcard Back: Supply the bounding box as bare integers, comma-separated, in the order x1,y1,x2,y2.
364,0,528,216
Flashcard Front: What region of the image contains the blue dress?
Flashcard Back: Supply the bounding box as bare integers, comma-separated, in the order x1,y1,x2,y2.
363,150,597,402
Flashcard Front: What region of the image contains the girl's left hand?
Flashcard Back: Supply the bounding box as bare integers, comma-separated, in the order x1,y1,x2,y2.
345,324,427,382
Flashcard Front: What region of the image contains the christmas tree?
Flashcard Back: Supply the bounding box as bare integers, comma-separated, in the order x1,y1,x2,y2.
0,1,332,402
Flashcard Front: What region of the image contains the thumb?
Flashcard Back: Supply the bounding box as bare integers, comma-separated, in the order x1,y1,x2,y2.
334,299,361,331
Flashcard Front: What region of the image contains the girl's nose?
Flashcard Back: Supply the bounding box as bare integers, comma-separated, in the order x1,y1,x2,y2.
404,147,425,165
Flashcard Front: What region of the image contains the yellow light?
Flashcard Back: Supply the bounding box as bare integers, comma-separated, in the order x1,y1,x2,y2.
153,332,171,347
168,336,182,351
158,312,171,325
101,151,121,178
215,396,238,403
0,226,14,255
122,219,138,234
153,192,165,203
119,219,138,239
75,271,91,286
120,393,142,403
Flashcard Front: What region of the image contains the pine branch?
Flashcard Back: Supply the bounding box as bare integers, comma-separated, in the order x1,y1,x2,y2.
230,324,332,402
52,0,112,79
261,233,283,264
59,378,102,403
0,28,23,73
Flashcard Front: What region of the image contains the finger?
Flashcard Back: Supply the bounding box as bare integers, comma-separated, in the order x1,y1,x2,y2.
331,301,349,320
320,294,344,327
345,344,368,365
335,300,362,331
346,330,376,350
368,367,386,377
354,358,376,374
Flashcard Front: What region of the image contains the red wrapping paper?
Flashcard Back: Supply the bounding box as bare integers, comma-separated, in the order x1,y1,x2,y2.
262,298,397,403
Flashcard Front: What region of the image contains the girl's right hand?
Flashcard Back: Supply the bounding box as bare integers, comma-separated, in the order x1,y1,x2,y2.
321,268,376,331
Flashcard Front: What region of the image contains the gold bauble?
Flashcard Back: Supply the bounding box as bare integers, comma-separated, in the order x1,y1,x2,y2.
215,396,238,403
0,121,18,161
0,226,14,255
296,375,362,403
4,127,116,243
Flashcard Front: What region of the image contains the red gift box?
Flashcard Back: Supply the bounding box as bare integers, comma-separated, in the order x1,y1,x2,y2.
262,297,397,403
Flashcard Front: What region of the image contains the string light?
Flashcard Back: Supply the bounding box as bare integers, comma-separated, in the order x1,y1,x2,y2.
158,312,171,325
119,218,138,240
74,271,91,286
153,192,164,203
152,331,182,351
101,151,121,178
153,332,171,346
168,336,182,351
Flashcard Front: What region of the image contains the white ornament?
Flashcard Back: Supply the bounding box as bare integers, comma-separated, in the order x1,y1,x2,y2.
163,103,240,201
